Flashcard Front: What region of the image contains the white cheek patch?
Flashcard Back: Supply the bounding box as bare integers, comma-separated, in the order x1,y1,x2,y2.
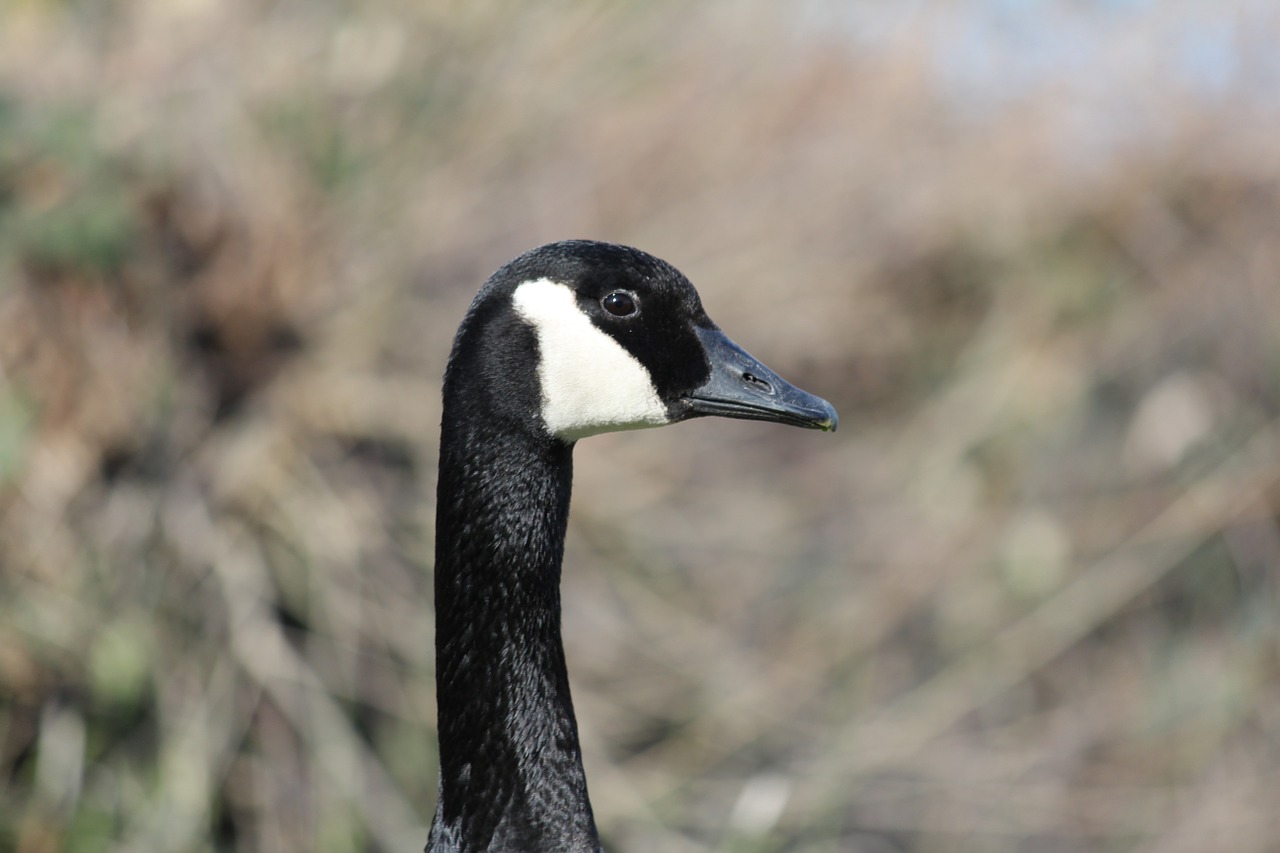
512,279,671,442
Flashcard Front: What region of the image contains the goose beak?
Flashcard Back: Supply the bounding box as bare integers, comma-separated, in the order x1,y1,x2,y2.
682,327,838,432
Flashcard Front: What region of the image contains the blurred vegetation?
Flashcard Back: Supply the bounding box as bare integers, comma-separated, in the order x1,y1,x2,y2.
2,1,1279,851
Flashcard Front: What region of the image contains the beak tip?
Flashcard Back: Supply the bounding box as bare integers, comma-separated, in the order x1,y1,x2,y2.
815,402,839,433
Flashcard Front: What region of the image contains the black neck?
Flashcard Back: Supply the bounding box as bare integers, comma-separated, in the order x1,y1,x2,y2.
428,412,601,853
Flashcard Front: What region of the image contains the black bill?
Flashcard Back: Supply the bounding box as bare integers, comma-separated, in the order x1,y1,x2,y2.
682,327,838,432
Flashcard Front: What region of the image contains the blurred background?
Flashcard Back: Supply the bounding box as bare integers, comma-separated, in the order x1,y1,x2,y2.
2,1,1279,851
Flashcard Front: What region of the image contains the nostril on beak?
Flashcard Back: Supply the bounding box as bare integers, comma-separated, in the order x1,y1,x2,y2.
742,372,773,394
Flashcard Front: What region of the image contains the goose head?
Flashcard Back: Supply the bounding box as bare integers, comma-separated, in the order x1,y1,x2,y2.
446,240,838,443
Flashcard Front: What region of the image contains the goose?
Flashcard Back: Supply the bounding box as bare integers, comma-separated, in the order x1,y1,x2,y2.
427,240,837,852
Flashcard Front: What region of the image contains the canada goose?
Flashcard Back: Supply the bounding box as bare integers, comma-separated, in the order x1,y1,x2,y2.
427,241,837,852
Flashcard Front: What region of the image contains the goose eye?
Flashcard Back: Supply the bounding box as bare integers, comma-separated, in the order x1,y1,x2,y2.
601,291,638,317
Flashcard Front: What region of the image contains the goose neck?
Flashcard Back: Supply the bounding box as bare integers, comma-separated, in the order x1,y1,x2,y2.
431,428,601,851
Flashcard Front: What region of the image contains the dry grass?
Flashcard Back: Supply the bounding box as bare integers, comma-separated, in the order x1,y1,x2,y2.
2,2,1279,851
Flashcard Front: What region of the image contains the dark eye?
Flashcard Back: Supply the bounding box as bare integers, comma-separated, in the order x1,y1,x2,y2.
601,291,638,317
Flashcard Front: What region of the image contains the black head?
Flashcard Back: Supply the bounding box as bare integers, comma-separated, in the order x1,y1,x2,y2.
446,240,837,443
